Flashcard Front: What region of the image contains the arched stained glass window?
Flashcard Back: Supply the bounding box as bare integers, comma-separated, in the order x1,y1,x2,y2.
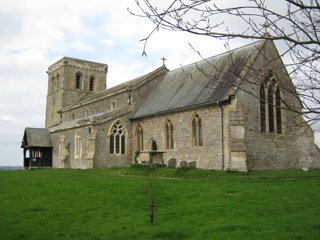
276,87,282,134
268,84,274,132
260,84,266,132
109,120,126,155
192,118,197,146
260,71,283,134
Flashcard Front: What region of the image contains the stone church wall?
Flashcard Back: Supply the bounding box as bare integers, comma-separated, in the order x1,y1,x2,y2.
51,127,92,169
61,92,130,123
46,44,319,171
93,116,133,168
51,114,133,169
238,40,320,169
50,66,164,169
90,73,169,168
132,105,229,170
46,57,107,128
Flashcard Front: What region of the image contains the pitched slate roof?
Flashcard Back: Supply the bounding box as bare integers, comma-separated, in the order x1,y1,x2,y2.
21,128,52,148
132,40,264,119
77,65,168,104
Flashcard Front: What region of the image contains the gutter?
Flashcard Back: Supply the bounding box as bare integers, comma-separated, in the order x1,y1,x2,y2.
219,103,225,171
130,97,231,120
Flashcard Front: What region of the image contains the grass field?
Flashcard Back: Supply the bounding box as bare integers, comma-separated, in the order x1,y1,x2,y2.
1,167,320,240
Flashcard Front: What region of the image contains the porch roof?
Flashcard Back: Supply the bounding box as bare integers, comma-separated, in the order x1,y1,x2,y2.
21,128,52,148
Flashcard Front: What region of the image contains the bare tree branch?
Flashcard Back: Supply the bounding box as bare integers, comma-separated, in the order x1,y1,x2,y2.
130,0,320,127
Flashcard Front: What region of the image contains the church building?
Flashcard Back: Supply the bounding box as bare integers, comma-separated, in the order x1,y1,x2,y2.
22,38,320,171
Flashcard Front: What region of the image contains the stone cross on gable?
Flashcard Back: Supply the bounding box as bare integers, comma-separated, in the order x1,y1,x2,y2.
262,21,271,38
161,57,167,65
263,21,269,33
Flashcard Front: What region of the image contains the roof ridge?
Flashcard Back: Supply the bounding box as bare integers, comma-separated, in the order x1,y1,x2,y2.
25,127,48,131
109,64,168,90
83,65,168,98
132,40,266,119
170,39,264,72
63,65,168,111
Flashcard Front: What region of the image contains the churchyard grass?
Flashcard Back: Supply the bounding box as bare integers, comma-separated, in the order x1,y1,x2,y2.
1,167,320,239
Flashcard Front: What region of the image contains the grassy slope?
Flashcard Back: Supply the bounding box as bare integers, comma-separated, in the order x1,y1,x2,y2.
0,167,320,240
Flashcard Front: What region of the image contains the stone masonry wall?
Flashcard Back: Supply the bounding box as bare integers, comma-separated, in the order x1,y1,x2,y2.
132,105,229,170
46,57,107,128
51,112,133,169
238,40,320,169
50,65,164,169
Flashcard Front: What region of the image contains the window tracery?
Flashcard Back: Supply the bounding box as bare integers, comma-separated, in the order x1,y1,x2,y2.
260,83,266,132
110,120,126,154
260,71,282,134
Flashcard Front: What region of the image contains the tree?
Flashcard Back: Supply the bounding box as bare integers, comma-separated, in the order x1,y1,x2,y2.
132,0,320,127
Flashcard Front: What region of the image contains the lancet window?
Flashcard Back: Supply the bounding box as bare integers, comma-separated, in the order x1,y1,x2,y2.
165,119,174,149
75,73,82,90
136,123,144,151
89,76,95,92
192,114,203,146
74,133,82,158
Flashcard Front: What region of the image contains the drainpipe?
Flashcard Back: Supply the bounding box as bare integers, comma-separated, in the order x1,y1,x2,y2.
219,103,225,171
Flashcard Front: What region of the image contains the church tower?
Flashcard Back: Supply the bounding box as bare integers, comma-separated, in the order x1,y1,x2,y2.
45,57,108,128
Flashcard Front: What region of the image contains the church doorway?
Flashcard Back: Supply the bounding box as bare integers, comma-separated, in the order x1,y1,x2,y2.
151,139,158,151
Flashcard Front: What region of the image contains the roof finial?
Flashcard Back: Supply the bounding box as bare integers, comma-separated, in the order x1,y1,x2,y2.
262,21,271,38
161,57,167,66
263,21,268,33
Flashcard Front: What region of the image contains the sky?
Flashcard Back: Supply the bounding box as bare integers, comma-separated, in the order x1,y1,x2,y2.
0,0,319,166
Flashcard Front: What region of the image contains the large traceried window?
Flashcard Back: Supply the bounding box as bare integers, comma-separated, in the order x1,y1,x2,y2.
192,114,203,146
260,84,266,132
260,71,282,134
110,120,126,154
165,119,174,149
268,84,275,133
275,87,282,134
136,123,144,151
74,133,82,158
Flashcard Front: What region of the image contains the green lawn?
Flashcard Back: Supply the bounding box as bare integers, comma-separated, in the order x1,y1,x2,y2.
0,167,320,240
